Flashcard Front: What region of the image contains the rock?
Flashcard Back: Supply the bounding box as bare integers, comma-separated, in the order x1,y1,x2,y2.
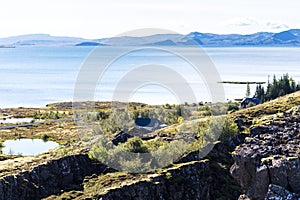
0,154,107,200
112,131,133,145
265,184,299,200
238,194,251,200
250,125,272,137
235,118,245,132
230,156,269,198
231,114,300,199
95,161,226,200
234,115,253,132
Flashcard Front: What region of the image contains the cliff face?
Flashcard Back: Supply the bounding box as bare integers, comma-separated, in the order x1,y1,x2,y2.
0,149,241,200
96,161,212,200
230,113,300,199
0,154,107,200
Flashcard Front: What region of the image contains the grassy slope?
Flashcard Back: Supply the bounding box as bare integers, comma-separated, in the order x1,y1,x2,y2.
231,91,300,130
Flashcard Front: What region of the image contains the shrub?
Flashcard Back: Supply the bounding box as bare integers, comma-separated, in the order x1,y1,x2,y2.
152,140,188,168
227,103,239,112
122,137,148,153
42,134,50,141
246,102,256,108
219,117,239,141
89,144,109,163
144,139,167,152
89,136,152,172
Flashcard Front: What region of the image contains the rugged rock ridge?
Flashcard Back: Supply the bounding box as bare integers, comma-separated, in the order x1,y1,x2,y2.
46,135,244,199
95,161,211,200
89,155,241,200
0,154,107,200
230,114,300,199
86,135,244,199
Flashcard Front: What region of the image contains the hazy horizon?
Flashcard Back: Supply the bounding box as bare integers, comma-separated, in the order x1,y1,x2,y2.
1,0,300,39
0,28,299,40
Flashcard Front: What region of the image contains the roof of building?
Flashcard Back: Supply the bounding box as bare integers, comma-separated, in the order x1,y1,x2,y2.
134,118,162,127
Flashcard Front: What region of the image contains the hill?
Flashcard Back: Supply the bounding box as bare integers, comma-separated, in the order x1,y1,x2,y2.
1,29,300,47
0,34,90,46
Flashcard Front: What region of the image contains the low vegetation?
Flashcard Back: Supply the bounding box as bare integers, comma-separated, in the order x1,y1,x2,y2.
88,114,239,173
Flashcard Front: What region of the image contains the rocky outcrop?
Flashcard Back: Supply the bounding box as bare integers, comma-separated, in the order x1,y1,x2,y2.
112,131,133,145
265,184,299,200
230,115,300,199
77,135,244,200
0,154,107,200
95,161,211,200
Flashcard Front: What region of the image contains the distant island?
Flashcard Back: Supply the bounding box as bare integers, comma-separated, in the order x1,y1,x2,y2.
0,45,15,48
75,42,105,46
1,29,300,47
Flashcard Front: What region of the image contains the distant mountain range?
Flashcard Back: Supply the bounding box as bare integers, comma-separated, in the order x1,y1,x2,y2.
1,29,300,47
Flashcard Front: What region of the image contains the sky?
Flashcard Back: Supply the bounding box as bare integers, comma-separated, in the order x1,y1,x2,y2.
1,0,300,39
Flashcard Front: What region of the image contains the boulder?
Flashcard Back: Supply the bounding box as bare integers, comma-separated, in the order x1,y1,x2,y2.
112,131,133,145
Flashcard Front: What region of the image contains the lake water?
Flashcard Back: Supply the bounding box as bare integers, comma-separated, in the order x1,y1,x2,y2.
0,117,33,124
0,138,59,156
0,46,299,108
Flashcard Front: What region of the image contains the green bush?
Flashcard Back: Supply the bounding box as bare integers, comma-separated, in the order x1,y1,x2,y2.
89,136,152,172
152,140,188,167
42,134,50,141
122,137,149,153
219,117,239,141
227,103,239,112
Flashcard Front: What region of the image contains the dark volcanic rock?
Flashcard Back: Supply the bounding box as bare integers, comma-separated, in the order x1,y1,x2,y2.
94,161,233,200
0,154,107,200
112,131,133,145
250,125,272,137
265,184,299,200
231,114,300,199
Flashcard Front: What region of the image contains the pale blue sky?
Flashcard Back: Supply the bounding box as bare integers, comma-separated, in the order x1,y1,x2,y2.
1,0,299,38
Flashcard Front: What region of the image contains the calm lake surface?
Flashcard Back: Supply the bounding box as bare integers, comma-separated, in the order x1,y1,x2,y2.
0,117,33,124
0,46,299,107
1,139,59,156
